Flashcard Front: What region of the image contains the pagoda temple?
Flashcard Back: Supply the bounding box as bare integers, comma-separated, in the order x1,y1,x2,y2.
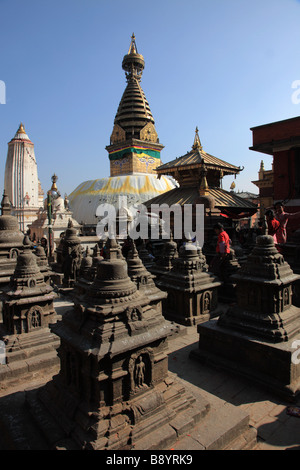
145,128,257,243
68,34,177,229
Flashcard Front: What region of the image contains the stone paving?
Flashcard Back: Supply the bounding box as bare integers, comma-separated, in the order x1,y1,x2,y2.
168,327,300,450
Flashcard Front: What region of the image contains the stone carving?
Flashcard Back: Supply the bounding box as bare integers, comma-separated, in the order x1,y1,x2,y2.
210,247,241,303
61,220,82,288
156,237,221,325
27,236,205,450
0,245,59,386
192,235,300,400
149,234,178,281
135,355,146,387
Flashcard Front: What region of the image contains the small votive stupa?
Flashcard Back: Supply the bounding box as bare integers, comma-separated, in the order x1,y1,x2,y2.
149,234,179,281
0,243,59,387
0,195,26,319
191,235,300,400
156,238,221,326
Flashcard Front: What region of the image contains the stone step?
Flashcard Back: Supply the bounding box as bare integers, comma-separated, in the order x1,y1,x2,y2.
0,350,59,391
4,332,59,363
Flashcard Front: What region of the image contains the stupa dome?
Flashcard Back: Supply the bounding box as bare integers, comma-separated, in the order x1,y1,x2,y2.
69,174,178,226
0,215,25,245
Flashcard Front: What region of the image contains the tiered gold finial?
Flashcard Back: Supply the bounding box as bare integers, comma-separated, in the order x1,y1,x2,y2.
192,127,203,151
128,33,137,54
51,174,58,191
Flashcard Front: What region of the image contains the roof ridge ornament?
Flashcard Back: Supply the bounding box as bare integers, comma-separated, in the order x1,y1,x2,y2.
192,127,203,151
199,163,209,196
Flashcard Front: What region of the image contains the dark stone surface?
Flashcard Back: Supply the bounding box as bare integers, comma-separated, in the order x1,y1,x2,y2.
157,239,221,326
24,238,209,450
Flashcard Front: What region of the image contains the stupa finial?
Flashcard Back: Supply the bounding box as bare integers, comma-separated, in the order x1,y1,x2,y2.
122,33,145,82
192,126,203,151
17,122,26,134
128,33,137,54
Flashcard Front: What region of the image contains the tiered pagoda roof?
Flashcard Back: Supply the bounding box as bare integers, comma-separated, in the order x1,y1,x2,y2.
145,128,257,217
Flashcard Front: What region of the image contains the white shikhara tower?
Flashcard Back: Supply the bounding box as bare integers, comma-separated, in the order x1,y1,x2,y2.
4,123,43,232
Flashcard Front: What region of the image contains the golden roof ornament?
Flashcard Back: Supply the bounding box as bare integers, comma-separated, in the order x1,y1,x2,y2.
192,127,203,151
17,122,26,134
122,33,145,82
128,33,137,54
199,164,209,196
51,174,58,191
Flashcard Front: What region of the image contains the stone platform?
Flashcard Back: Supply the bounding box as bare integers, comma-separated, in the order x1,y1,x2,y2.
190,319,300,402
0,369,256,451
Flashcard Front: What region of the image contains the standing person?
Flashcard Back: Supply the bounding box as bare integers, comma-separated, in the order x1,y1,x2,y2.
274,202,300,244
209,223,231,273
265,209,280,244
213,223,231,258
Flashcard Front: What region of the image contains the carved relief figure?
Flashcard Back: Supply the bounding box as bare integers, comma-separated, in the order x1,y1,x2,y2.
203,291,211,313
135,355,145,388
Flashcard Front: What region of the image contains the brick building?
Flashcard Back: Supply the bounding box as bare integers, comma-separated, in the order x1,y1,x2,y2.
250,115,300,234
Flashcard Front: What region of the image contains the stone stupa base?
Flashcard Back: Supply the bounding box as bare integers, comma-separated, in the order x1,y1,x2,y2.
25,371,206,450
163,306,222,327
0,327,60,390
217,283,237,305
0,371,256,450
190,318,300,402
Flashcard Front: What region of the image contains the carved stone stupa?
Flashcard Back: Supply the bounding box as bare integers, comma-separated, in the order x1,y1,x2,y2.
34,243,52,285
0,214,25,288
61,220,83,289
191,235,300,400
149,234,178,281
210,247,241,304
0,246,59,387
127,239,167,316
156,238,221,326
26,238,206,450
0,210,26,320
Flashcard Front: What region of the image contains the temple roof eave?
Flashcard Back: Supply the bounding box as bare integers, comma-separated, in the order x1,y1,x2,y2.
156,149,242,175
144,186,258,212
156,165,241,178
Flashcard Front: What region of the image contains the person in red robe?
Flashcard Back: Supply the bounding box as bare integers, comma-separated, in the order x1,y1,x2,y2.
213,223,231,257
265,209,280,244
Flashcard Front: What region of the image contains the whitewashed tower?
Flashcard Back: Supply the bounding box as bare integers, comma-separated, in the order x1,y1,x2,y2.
4,123,42,232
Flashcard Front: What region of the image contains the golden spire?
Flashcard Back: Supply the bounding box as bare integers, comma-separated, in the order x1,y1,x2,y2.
17,122,26,134
192,127,203,151
51,173,58,191
128,33,137,54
